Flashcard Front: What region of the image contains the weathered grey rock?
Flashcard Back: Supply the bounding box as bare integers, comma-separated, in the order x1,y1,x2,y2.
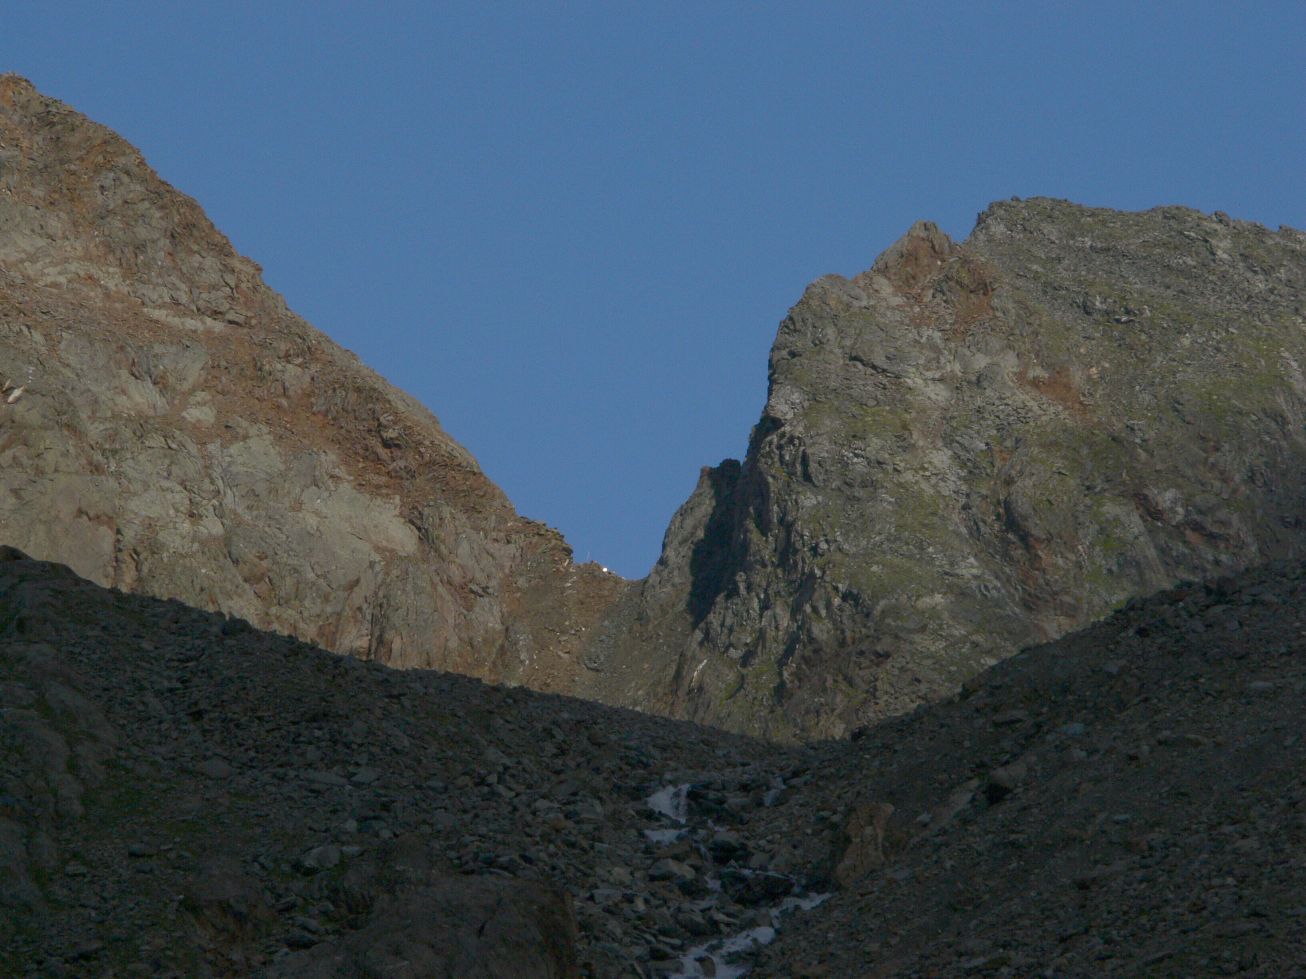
197,757,234,779
299,844,341,872
0,74,624,701
181,855,274,947
648,857,696,884
582,202,1306,740
274,876,580,979
983,758,1028,804
832,802,894,887
707,830,748,864
719,867,794,905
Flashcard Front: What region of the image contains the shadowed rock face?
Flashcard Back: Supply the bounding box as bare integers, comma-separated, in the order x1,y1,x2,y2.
0,74,624,691
7,542,1306,977
0,547,790,978
580,204,1306,740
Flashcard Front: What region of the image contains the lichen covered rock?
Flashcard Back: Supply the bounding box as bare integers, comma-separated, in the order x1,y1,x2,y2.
584,202,1306,740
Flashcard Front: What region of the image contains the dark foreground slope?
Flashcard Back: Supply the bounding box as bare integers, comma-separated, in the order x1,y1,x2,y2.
0,74,623,693
754,561,1306,977
4,546,1306,977
583,203,1306,740
0,546,801,978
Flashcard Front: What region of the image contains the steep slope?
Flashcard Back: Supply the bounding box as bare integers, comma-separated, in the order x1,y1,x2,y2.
0,547,799,978
752,556,1306,976
753,560,1306,977
0,75,623,690
5,549,1306,976
581,202,1306,740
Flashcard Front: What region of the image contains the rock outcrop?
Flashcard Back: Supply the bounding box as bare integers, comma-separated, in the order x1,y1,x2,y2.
0,74,624,691
581,202,1306,739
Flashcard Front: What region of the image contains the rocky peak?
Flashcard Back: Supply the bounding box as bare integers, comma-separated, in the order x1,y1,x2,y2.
0,77,624,692
865,219,958,293
0,74,277,326
580,198,1306,741
6,79,1306,750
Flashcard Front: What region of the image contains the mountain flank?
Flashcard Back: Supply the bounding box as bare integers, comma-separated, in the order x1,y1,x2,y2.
579,200,1306,740
0,73,624,693
4,546,1306,976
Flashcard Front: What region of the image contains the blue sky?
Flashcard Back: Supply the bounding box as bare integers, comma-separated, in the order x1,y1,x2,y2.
5,3,1304,576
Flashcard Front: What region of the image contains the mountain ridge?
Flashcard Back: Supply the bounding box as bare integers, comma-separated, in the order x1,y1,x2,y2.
577,198,1306,739
5,75,1306,745
0,72,625,693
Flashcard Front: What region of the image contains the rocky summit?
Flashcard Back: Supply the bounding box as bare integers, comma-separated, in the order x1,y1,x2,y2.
3,77,1306,977
580,201,1306,740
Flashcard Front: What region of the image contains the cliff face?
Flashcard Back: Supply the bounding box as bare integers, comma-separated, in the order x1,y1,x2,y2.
580,200,1306,739
0,75,624,689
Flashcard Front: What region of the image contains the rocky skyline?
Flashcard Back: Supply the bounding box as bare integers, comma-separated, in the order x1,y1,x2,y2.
579,201,1306,738
4,77,1306,744
2,76,1306,976
9,6,1301,582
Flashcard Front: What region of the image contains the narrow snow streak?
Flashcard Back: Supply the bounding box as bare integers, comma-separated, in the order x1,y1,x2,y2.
647,782,690,823
643,827,687,845
669,894,831,979
645,780,830,978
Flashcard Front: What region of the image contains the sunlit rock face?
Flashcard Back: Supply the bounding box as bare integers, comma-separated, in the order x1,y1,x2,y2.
0,74,625,691
582,199,1306,740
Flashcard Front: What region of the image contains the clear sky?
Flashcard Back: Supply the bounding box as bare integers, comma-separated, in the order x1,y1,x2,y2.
4,3,1304,576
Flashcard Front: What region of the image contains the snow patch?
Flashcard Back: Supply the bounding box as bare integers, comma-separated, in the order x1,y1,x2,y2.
647,782,690,823
667,891,832,977
643,827,687,845
671,926,777,979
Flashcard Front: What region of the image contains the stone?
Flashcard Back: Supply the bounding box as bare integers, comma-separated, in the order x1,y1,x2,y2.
985,760,1029,804
197,758,235,779
303,771,348,787
275,876,580,978
300,845,342,872
589,888,623,908
720,868,794,905
707,831,749,864
832,803,895,888
648,858,695,884
181,856,274,947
